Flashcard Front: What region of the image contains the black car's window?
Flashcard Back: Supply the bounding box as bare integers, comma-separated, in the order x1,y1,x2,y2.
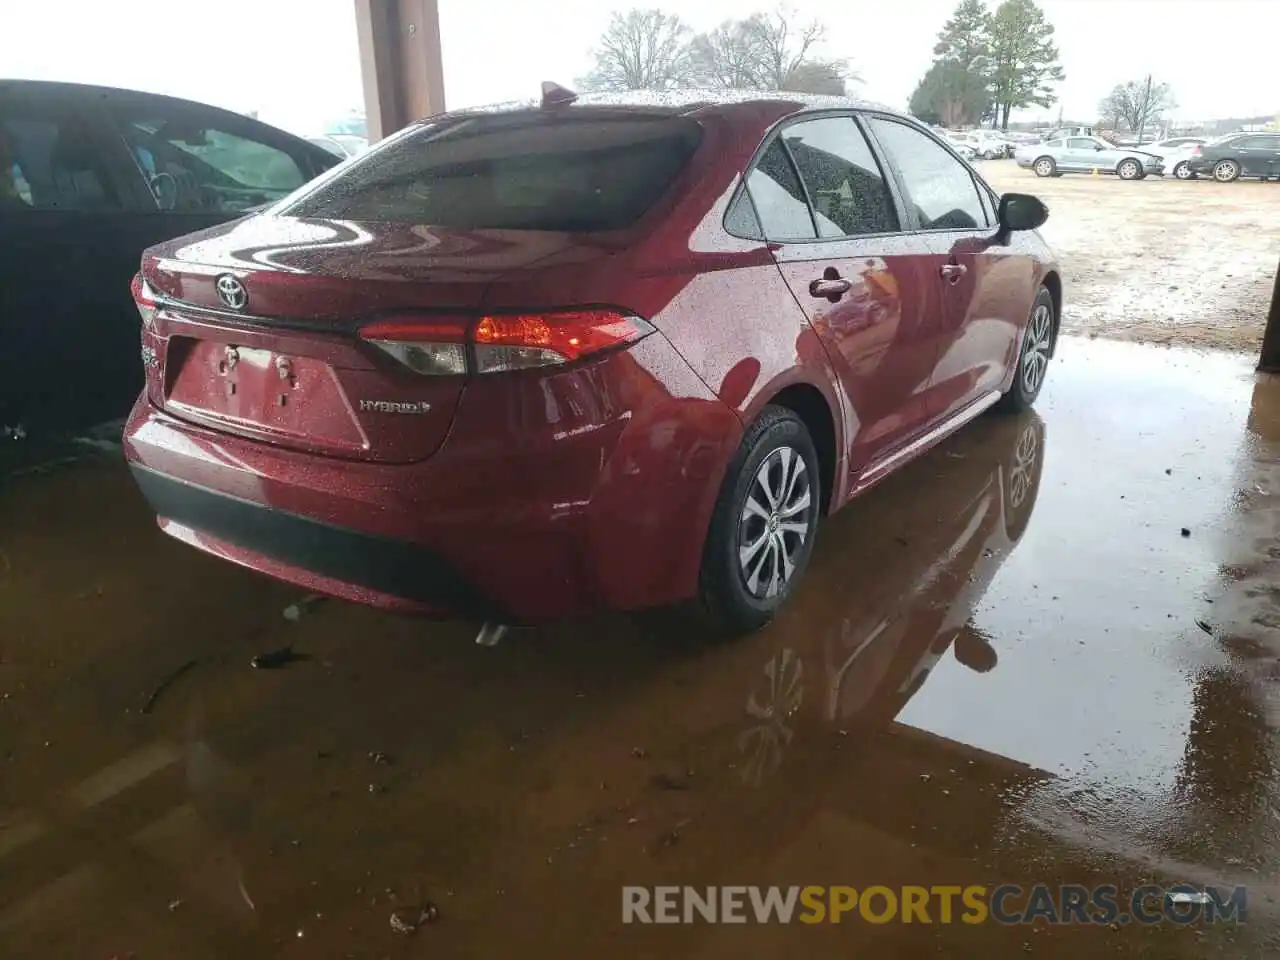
746,139,816,241
284,114,701,231
866,118,987,230
0,104,123,212
109,101,311,214
1240,136,1280,150
780,117,898,238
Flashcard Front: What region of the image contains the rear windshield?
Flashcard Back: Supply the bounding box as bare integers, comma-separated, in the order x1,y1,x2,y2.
281,113,702,231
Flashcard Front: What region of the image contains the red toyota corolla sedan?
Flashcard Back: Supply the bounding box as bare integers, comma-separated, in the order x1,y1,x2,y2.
124,87,1060,636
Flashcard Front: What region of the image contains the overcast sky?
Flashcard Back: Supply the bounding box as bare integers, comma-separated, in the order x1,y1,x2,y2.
4,0,1276,136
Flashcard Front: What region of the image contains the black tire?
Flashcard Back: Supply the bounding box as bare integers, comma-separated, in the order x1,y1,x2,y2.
996,287,1055,413
1173,161,1195,181
1033,156,1056,178
699,406,821,636
1213,159,1241,183
1117,158,1143,180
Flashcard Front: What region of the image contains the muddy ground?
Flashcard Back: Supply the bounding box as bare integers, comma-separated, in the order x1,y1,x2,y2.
2,340,1280,957
980,160,1280,354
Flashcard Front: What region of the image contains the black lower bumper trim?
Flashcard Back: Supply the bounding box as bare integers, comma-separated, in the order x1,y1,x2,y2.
130,464,500,618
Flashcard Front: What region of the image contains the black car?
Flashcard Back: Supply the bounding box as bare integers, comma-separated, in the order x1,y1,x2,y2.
0,80,340,440
1187,132,1280,183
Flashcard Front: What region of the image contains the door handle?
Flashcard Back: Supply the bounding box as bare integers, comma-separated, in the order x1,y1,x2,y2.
940,263,968,283
810,277,852,300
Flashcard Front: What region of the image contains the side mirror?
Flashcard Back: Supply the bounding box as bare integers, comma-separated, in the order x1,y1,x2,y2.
1095,143,1105,151
997,193,1049,234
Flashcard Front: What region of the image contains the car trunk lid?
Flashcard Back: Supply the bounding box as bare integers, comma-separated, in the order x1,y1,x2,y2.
143,217,595,463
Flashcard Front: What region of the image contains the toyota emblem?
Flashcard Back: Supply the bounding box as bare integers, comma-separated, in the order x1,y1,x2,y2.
215,274,248,310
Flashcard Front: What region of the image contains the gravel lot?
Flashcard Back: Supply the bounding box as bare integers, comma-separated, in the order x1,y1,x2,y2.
979,159,1280,353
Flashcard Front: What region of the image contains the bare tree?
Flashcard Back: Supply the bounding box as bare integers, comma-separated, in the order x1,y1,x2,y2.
781,60,850,96
689,20,769,89
1097,76,1176,140
579,9,696,91
689,7,856,93
743,7,827,90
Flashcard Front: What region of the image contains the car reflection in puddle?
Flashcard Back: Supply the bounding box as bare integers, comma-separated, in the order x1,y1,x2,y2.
734,413,1044,787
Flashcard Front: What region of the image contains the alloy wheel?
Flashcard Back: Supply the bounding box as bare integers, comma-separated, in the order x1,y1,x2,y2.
1119,160,1140,179
1174,162,1193,180
737,648,804,786
1214,161,1239,182
738,447,812,600
1008,422,1039,510
1021,303,1053,396
1034,159,1053,177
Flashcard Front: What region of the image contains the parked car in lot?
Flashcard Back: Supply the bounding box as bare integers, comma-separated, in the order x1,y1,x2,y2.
124,86,1061,636
945,136,979,161
1187,132,1280,182
0,80,340,439
950,133,1002,160
1015,135,1163,179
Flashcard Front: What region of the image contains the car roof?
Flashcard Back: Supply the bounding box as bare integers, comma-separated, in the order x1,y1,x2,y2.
431,87,899,124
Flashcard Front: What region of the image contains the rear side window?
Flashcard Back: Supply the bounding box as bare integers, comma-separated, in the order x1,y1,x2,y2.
780,117,898,238
284,114,702,231
746,140,815,240
866,117,987,230
0,104,124,212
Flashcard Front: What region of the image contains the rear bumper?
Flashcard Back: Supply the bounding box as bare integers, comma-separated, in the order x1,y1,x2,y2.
130,463,500,617
123,335,742,622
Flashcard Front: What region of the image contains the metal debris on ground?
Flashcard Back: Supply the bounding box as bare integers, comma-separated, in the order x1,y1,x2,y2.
1195,619,1214,635
390,903,439,934
283,594,328,621
250,646,308,669
1181,527,1191,537
141,659,198,715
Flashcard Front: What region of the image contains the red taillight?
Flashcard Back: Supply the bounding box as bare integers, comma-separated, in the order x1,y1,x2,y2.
1191,145,1202,155
359,310,655,376
131,272,158,329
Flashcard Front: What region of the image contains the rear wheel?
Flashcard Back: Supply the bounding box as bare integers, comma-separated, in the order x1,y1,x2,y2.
1117,158,1143,180
1033,157,1056,177
1214,159,1241,182
699,407,821,636
996,287,1054,413
1173,161,1194,180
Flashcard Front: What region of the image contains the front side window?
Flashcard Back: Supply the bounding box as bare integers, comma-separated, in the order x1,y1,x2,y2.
781,117,899,239
0,104,123,212
110,102,310,213
866,117,986,231
1067,138,1096,150
285,113,701,231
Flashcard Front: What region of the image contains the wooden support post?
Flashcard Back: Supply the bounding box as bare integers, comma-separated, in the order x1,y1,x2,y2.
354,0,445,142
1259,259,1280,374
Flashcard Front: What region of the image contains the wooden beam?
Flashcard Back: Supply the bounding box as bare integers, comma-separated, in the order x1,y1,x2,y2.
354,0,445,142
1259,259,1280,373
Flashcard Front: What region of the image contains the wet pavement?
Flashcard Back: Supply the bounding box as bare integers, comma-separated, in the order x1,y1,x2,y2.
2,336,1279,958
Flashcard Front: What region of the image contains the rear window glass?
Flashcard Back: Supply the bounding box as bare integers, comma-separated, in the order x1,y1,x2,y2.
282,113,702,231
